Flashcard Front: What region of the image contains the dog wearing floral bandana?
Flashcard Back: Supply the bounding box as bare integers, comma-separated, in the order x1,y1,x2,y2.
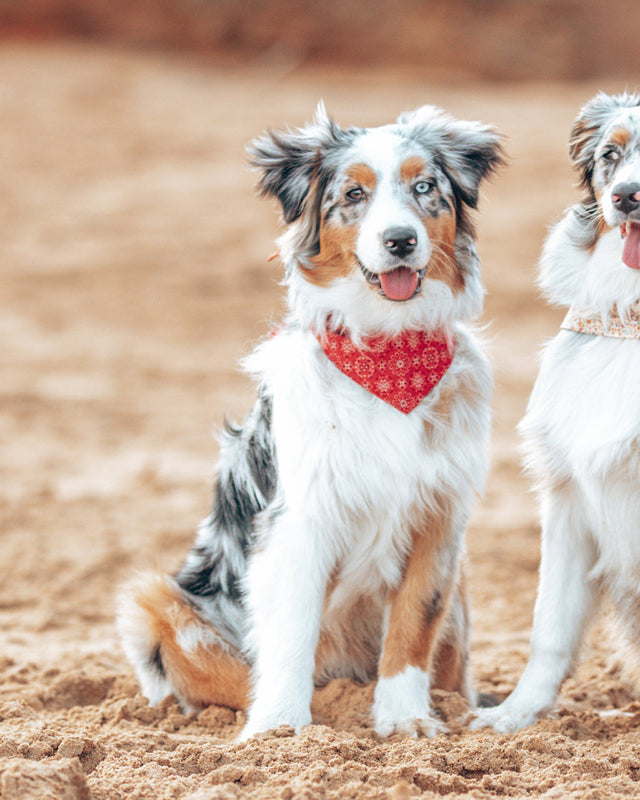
474,92,640,734
117,104,504,739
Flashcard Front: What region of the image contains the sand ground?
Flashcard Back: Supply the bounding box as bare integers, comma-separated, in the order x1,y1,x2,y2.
1,42,640,799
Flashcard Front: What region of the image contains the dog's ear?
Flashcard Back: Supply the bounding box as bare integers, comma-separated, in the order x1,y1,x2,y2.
570,92,640,192
248,103,346,224
398,105,506,209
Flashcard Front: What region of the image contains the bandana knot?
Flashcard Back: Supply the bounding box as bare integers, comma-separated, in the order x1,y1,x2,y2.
317,328,455,414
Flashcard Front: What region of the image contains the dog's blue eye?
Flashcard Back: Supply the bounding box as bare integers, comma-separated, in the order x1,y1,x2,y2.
346,187,364,202
414,181,434,195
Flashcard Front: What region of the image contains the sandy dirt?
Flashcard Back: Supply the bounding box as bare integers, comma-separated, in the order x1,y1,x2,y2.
2,42,640,799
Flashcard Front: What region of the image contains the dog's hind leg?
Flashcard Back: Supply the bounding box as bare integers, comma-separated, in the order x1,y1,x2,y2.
117,572,251,711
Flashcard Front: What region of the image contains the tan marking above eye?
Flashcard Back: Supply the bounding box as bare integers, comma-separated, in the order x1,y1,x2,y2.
401,156,428,184
609,127,631,149
346,163,377,192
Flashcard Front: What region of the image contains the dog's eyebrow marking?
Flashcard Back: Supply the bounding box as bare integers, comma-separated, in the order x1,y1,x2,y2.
400,156,427,184
609,127,631,148
346,163,377,190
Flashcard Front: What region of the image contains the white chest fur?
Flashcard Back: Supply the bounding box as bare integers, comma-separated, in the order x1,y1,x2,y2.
523,331,640,477
522,330,640,582
245,326,490,591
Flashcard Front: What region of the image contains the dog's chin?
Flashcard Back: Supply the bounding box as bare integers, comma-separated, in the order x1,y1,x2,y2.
619,220,640,271
358,261,426,302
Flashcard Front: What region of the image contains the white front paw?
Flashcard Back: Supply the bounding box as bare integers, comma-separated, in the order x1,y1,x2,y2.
375,710,445,738
471,702,537,734
373,667,445,738
239,706,312,741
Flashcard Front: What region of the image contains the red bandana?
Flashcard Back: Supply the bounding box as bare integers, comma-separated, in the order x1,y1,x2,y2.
317,328,455,414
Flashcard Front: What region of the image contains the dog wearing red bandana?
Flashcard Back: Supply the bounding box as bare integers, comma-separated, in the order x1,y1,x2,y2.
474,92,640,734
117,104,504,739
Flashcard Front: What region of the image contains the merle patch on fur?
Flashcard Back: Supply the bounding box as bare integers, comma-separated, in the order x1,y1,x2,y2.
149,646,165,679
176,392,276,605
423,589,443,623
247,106,359,226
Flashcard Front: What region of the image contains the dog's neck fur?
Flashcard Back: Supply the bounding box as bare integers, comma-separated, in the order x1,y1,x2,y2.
540,220,640,318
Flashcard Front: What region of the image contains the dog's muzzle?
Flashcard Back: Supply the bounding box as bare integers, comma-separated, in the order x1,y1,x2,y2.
611,183,640,269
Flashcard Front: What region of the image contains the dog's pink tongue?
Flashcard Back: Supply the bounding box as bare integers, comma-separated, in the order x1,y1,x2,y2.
379,267,419,301
622,224,640,269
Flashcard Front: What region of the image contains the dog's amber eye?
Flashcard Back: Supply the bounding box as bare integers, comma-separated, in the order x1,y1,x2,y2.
602,148,621,163
414,180,435,196
345,186,365,202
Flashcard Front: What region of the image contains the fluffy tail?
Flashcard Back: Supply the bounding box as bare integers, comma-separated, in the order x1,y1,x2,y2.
117,572,251,711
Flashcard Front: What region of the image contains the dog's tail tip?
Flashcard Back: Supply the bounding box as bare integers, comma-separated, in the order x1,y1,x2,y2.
116,570,179,706
116,571,251,712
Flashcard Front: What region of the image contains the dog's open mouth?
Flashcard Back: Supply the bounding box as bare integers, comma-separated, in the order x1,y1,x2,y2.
620,221,640,270
359,263,426,301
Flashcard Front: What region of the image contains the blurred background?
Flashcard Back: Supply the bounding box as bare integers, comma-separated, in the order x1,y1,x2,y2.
3,0,640,81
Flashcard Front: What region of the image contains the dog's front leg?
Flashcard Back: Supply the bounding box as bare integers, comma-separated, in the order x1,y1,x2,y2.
373,524,460,737
240,511,331,740
472,488,598,733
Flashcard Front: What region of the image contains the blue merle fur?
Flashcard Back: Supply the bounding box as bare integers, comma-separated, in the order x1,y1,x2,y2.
174,390,276,650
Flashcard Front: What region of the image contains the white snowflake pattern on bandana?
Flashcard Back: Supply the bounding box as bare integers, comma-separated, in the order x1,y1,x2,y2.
317,328,455,413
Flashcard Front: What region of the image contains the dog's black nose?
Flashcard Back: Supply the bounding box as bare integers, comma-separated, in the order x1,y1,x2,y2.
612,182,640,215
382,227,418,258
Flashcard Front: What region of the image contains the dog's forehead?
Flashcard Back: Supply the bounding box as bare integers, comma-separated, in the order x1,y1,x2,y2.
602,106,640,143
343,126,433,176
